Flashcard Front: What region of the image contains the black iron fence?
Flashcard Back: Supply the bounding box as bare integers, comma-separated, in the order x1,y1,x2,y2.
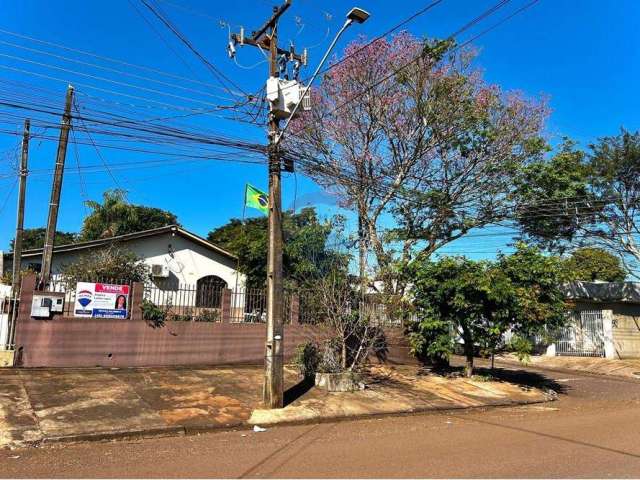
144,280,226,323
29,275,411,327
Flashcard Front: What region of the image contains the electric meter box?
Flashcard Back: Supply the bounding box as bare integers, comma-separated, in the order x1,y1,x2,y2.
31,293,65,319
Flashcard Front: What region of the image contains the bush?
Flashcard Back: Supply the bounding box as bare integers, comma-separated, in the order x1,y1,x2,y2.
195,309,220,323
317,338,344,374
60,245,148,286
141,299,167,327
293,341,320,379
506,335,533,365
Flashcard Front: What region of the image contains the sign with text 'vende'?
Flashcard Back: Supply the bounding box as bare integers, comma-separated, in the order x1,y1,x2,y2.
74,282,129,318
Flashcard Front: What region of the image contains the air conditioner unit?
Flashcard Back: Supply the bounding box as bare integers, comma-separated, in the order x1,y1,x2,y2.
151,264,170,278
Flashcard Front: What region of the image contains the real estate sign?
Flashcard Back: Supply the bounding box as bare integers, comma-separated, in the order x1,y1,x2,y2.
74,282,130,319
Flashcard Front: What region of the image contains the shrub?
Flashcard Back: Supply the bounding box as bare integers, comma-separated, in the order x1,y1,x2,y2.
293,341,320,379
317,338,344,374
506,334,533,365
196,309,220,323
141,299,167,327
60,245,148,286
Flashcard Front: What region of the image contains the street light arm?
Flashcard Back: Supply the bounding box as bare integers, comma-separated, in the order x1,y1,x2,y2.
274,18,354,146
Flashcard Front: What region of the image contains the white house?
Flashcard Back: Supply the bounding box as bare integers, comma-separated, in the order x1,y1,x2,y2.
1,225,246,299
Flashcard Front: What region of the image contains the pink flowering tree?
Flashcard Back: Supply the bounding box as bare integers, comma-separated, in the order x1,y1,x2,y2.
286,33,548,295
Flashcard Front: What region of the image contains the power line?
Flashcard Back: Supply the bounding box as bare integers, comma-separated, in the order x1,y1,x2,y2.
326,0,515,117
0,64,236,113
140,0,248,97
73,99,122,190
0,27,233,92
0,52,235,108
245,0,448,103
127,0,207,84
0,177,17,218
0,97,267,152
0,39,238,102
70,127,90,215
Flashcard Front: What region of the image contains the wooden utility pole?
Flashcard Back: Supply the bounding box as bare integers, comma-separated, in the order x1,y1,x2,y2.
264,12,284,409
11,119,30,295
41,85,74,285
231,0,305,408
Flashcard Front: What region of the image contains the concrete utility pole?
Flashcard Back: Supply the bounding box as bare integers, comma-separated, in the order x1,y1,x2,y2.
11,118,30,295
230,0,306,408
41,85,74,285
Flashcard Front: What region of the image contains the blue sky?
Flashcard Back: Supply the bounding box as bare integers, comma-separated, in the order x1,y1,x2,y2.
0,0,638,258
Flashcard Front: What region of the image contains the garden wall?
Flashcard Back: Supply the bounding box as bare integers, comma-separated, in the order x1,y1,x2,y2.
14,275,415,368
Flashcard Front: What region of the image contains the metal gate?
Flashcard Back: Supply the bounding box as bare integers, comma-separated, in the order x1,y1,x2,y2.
556,309,605,357
0,293,19,350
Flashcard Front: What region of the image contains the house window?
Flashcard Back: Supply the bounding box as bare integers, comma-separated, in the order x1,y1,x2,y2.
196,275,227,308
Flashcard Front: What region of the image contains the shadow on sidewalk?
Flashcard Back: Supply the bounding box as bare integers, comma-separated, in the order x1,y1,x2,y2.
284,378,316,406
476,366,569,395
423,361,569,396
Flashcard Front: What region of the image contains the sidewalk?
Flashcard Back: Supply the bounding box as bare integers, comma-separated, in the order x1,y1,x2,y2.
499,354,640,380
0,364,552,449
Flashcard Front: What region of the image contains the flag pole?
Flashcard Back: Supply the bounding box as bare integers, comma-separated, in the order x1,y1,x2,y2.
233,185,248,317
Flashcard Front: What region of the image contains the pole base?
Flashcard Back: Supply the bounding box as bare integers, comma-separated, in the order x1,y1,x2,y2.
0,349,15,367
263,351,284,409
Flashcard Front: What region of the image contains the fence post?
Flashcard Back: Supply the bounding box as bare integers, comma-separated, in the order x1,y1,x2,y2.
602,309,616,359
17,273,36,321
289,294,300,325
221,288,232,323
130,282,144,321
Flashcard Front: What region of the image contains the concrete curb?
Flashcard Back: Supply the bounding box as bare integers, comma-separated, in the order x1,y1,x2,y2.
28,395,553,447
40,426,187,445
247,394,554,429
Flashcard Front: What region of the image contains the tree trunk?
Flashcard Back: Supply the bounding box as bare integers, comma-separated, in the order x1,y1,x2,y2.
358,211,367,307
464,352,474,378
341,339,347,371
463,332,474,377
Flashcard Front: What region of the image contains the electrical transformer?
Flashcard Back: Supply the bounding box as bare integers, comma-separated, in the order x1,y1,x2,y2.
266,77,310,120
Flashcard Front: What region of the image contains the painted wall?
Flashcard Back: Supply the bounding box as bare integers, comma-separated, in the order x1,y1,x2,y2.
13,318,413,368
611,304,640,359
8,232,245,292
564,300,640,359
14,316,309,367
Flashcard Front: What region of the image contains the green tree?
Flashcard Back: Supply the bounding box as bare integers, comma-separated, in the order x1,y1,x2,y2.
81,189,178,241
10,228,77,251
59,245,148,286
513,139,598,253
563,247,626,282
408,244,566,377
587,129,640,277
207,208,346,288
513,130,640,278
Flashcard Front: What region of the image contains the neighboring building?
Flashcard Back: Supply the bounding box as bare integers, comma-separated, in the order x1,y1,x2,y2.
551,281,640,359
0,225,245,298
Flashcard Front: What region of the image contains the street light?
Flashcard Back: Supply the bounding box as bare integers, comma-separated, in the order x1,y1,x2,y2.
274,6,370,145
346,7,370,24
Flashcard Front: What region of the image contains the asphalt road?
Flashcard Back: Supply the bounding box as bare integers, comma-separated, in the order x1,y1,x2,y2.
2,362,640,478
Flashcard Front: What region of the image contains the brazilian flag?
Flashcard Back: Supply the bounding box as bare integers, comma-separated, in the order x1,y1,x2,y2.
245,184,269,216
